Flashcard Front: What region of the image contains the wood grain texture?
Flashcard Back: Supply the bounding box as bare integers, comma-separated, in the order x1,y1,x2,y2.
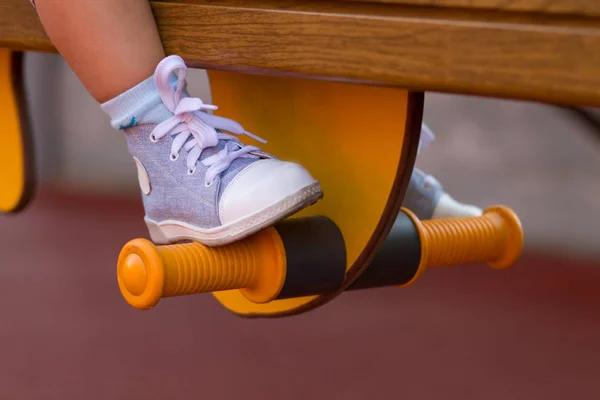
1,0,600,105
342,0,600,17
0,0,53,53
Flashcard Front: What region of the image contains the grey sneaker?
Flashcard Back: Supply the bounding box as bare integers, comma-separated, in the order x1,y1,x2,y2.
404,168,482,220
403,124,483,220
102,55,322,246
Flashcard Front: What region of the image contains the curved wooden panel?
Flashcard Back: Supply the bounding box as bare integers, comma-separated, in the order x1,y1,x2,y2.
208,71,422,317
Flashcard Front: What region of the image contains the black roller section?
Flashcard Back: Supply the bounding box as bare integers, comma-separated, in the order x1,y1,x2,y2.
348,211,421,291
275,216,346,299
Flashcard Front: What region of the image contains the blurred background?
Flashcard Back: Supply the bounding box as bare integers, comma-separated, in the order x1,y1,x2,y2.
1,51,599,399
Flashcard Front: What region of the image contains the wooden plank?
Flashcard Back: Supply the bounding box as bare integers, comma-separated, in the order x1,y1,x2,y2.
343,0,600,18
0,0,53,53
1,0,600,106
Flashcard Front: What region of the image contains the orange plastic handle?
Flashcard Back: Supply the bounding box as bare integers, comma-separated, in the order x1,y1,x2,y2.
407,205,523,271
117,227,286,310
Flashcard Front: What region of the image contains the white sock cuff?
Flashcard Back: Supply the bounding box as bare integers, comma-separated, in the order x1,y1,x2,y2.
100,73,177,130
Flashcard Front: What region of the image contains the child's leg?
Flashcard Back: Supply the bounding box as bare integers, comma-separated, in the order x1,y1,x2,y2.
31,1,475,245
31,0,322,247
33,0,165,102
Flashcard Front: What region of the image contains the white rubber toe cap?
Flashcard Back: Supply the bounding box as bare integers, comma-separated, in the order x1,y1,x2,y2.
432,193,483,219
219,159,317,225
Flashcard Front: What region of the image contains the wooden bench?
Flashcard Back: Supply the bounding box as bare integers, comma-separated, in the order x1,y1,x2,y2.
1,0,599,106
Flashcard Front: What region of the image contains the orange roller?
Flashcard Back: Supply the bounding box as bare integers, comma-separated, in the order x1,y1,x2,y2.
117,206,523,313
117,227,286,310
413,205,523,270
351,206,524,291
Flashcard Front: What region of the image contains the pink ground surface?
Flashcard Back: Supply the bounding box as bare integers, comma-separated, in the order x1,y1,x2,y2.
1,190,599,399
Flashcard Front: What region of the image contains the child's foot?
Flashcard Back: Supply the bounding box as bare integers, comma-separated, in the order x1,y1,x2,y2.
404,168,482,220
102,55,322,246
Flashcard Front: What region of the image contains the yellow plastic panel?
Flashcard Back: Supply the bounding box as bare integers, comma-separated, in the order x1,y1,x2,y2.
0,49,32,213
208,71,421,317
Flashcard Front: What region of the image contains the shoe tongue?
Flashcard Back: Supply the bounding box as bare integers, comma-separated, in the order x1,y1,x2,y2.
142,90,263,163
136,79,192,126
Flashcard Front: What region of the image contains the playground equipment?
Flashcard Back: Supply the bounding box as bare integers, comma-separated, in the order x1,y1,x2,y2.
2,0,597,318
0,49,34,213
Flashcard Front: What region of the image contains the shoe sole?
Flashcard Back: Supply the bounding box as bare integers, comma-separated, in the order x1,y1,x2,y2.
145,181,323,247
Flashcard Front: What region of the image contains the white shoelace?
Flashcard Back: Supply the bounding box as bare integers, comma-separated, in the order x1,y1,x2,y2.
150,55,266,186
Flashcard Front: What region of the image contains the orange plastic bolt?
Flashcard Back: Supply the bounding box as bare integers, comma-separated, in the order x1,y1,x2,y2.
405,205,523,275
117,227,287,310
